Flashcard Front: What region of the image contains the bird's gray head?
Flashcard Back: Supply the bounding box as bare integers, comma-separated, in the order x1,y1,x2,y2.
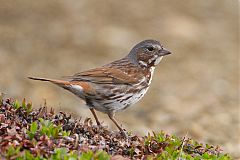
128,39,171,68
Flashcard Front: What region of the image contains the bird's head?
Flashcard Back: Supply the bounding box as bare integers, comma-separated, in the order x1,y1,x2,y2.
128,39,171,68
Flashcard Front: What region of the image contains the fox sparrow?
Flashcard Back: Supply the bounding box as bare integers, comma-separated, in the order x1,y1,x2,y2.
29,39,171,136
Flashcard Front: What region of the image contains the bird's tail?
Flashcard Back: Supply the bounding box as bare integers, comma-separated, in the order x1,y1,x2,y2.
28,77,70,87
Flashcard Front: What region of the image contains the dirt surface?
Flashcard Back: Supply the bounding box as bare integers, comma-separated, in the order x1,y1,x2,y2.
0,0,239,158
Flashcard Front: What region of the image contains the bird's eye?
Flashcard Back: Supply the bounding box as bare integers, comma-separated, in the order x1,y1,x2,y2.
146,46,154,52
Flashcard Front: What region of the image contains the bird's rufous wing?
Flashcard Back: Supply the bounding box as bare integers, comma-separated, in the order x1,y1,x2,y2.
67,67,140,85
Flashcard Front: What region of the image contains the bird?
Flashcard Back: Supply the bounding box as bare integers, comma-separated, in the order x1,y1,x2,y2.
28,39,171,137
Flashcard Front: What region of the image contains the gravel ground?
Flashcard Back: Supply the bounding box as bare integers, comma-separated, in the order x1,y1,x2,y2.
0,0,239,158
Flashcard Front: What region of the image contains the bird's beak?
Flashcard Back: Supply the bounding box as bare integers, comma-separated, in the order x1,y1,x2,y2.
158,47,171,56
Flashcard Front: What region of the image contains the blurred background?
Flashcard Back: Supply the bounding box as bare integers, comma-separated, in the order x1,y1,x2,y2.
0,0,239,158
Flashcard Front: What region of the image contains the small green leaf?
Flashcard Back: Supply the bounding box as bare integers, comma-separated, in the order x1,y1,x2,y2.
13,100,21,109
22,98,26,109
62,130,71,137
80,151,94,160
30,121,38,133
26,102,33,114
202,152,210,159
5,146,21,158
0,93,4,105
95,151,110,160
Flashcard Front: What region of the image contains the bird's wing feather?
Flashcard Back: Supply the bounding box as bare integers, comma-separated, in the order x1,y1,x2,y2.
67,67,139,85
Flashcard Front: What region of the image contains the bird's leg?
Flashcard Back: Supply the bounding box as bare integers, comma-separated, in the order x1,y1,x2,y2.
108,112,128,138
89,108,101,126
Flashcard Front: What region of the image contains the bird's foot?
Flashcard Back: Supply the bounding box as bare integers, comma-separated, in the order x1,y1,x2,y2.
119,130,129,139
